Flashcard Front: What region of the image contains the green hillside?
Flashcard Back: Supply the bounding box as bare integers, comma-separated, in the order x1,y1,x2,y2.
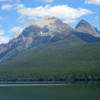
0,40,100,82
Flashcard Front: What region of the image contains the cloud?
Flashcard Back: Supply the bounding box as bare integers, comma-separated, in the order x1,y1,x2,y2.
36,0,54,2
0,16,4,20
8,26,23,33
1,4,13,11
0,30,5,35
0,16,7,21
43,0,54,2
0,29,10,44
16,0,20,2
0,25,2,27
94,16,99,20
93,16,99,23
0,0,20,2
15,4,93,23
0,0,12,2
0,36,10,44
85,0,100,5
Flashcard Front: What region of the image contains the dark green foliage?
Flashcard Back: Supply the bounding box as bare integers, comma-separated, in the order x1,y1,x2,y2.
0,41,100,82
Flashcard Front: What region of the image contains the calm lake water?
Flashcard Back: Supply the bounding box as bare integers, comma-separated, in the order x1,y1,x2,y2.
0,84,100,100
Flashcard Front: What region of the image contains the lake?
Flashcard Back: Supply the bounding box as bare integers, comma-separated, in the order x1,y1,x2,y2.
0,84,100,100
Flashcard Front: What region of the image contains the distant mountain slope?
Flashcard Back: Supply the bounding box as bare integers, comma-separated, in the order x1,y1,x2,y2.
74,31,100,43
0,41,100,81
2,41,100,68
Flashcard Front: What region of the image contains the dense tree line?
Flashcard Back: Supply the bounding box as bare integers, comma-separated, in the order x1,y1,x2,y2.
0,67,100,82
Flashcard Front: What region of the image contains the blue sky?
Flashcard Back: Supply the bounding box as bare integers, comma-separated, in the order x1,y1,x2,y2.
0,0,100,44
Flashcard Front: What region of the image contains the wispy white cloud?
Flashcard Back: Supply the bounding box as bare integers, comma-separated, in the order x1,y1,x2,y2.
0,0,20,2
0,0,12,2
8,26,23,33
93,16,99,23
0,29,10,44
0,36,10,44
85,0,100,5
0,25,2,28
17,16,25,23
43,0,54,2
0,16,7,21
36,0,54,2
16,0,20,2
1,4,13,11
15,4,93,23
0,16,4,20
0,30,5,35
94,16,99,20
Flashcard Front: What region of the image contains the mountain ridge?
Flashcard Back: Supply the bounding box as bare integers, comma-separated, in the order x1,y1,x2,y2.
0,16,100,63
75,19,100,37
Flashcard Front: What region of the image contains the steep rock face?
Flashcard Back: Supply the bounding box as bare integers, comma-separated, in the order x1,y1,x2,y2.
0,16,82,63
0,17,100,63
76,20,100,38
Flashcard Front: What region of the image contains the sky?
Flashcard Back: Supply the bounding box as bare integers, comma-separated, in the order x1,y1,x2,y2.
0,0,100,44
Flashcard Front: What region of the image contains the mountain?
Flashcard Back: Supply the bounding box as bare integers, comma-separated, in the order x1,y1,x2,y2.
74,20,100,43
0,17,100,82
0,16,100,63
0,16,85,63
76,20,100,37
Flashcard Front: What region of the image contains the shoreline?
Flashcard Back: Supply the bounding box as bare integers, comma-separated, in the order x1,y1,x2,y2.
0,81,100,87
0,83,66,87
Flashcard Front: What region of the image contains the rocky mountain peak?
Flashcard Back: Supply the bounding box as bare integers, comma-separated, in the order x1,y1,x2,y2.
44,16,58,20
76,19,90,28
28,16,64,28
14,16,74,39
76,19,100,37
27,16,72,30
